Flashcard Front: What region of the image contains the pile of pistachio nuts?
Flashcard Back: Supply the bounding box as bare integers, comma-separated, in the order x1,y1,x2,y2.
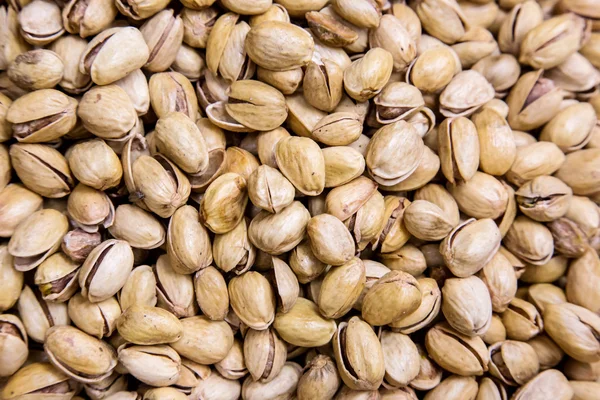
1,0,600,398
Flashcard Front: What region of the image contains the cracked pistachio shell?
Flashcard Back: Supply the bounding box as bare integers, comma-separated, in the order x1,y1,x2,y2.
471,108,517,176
323,146,365,189
381,331,420,387
410,343,443,391
149,72,199,121
275,136,325,196
171,316,234,364
472,54,521,96
248,165,295,214
297,354,340,400
366,120,424,186
225,147,259,182
504,216,554,265
506,70,563,131
225,80,287,131
117,305,182,345
325,176,378,221
425,322,489,376
362,271,421,326
312,112,362,146
270,257,299,313
204,13,239,75
67,139,122,191
132,154,191,218
244,328,287,383
516,176,573,222
289,240,327,284
285,93,327,138
155,254,197,318
117,344,180,387
403,200,455,241
34,252,80,302
519,13,589,70
440,218,502,277
79,239,134,303
307,214,355,266
6,88,76,144
347,190,385,251
380,146,440,192
45,325,117,383
447,172,508,220
257,67,303,95
370,14,416,72
78,85,137,139
544,303,600,363
62,0,117,38
567,250,600,313
80,27,149,86
119,265,157,310
527,283,567,314
333,316,385,390
213,217,255,275
0,314,28,377
424,375,478,400
228,271,275,330
318,258,365,319
249,201,310,255
476,377,507,400
274,298,336,347
67,293,121,339
408,46,459,94
246,21,314,71
303,60,344,112
67,184,114,233
18,0,64,46
416,0,468,44
373,82,424,125
478,252,518,313
489,340,540,386
17,285,69,343
0,245,23,311
109,204,165,250
440,70,495,118
194,266,229,321
200,172,247,234
414,183,460,226
540,102,596,153
140,9,183,73
372,195,412,254
181,7,218,49
498,1,543,56
546,51,600,94
555,148,600,196
344,48,394,102
114,0,170,19
1,362,77,400
167,205,212,274
438,117,479,183
442,276,492,336
154,112,208,174
502,298,543,341
390,277,441,334
10,143,74,198
506,142,565,187
242,362,302,400
215,337,247,379
8,209,68,271
49,35,92,95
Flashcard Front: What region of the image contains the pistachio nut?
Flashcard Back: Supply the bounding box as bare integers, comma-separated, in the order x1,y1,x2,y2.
439,70,495,117
247,165,295,214
527,334,564,370
415,0,468,44
17,285,69,343
527,283,567,314
303,60,344,112
166,205,212,274
472,54,521,97
117,305,182,345
243,327,286,383
119,266,157,311
241,362,302,400
143,388,187,400
423,375,478,400
410,343,443,391
273,298,336,347
66,184,114,233
566,250,600,313
200,172,247,234
297,354,340,400
403,200,455,241
67,293,121,339
0,245,23,311
225,147,259,181
117,344,180,387
488,340,540,387
225,80,288,131
1,362,79,400
228,271,275,330
331,0,381,29
34,252,80,302
149,72,199,121
380,331,420,388
482,314,507,346
307,214,355,266
154,254,197,318
312,112,362,146
442,276,492,336
77,85,137,139
191,369,241,400
49,35,92,94
497,1,543,56
407,46,459,94
194,266,229,321
171,316,234,364
389,277,441,333
109,204,165,250
555,148,600,196
140,9,183,73
213,217,255,275
0,184,42,238
478,252,518,313
344,48,394,102
181,7,218,49
370,195,413,254
275,136,325,196
504,216,554,265
318,258,365,319
289,240,327,284
18,0,65,46
7,49,63,91
516,176,573,222
249,201,310,255
447,172,508,219
257,66,303,95
471,108,517,176
0,6,31,71
0,314,28,377
502,298,544,341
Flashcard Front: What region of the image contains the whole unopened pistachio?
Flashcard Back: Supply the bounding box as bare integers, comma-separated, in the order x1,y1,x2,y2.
443,276,492,337
407,46,459,94
274,297,336,347
1,362,79,400
423,375,478,400
284,92,327,137
140,9,183,73
225,147,259,181
117,344,180,387
119,266,157,311
289,240,327,284
48,35,91,94
318,258,365,319
471,108,517,176
415,0,468,45
369,14,416,72
312,112,362,146
275,136,325,196
66,184,114,233
164,205,211,274
504,216,554,265
194,266,228,321
307,214,355,266
258,67,303,96
154,254,197,318
249,201,310,255
555,148,600,196
472,54,521,97
78,85,137,139
200,172,247,233
482,314,507,345
380,331,419,388
117,305,182,345
344,48,394,102
527,283,567,313
171,316,233,364
225,80,288,132
541,102,596,152
212,217,255,275
66,139,122,191
425,322,489,376
297,354,340,400
502,298,544,341
379,244,427,277
478,252,517,313
109,204,165,250
229,271,275,330
390,277,441,333
7,49,63,91
566,250,600,313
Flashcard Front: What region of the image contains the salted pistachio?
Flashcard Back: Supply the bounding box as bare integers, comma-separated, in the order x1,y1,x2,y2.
45,325,117,383
153,254,197,318
228,271,275,330
34,252,79,303
117,344,180,387
164,206,211,275
8,209,68,271
528,283,567,314
425,322,489,376
508,142,566,188
199,172,247,234
439,70,495,118
1,362,79,400
333,316,384,391
407,46,459,94
581,32,600,68
213,217,255,275
0,314,28,377
274,297,336,347
243,327,286,383
117,305,182,345
564,195,600,239
181,7,217,49
489,340,539,387
471,109,516,176
459,0,498,30
440,218,501,277
556,148,600,196
289,240,327,284
344,48,394,102
67,184,114,233
366,120,424,186
242,362,301,400
403,200,454,241
140,9,183,73
502,298,544,341
520,13,590,70
0,184,42,238
149,71,199,121
194,266,229,321
66,139,122,191
224,80,287,132
415,0,468,44
424,375,478,400
566,250,600,313
285,92,327,138
18,0,64,46
540,102,596,152
79,239,134,303
67,293,120,339
109,204,165,250
318,258,365,319
7,49,63,91
119,266,157,311
516,176,573,222
504,216,554,266
187,141,228,192
6,89,77,144
411,184,459,227
569,381,600,400
313,112,362,146
506,69,563,131
131,154,191,218
224,147,259,182
297,354,340,400
513,130,537,147
171,316,233,364
77,85,137,140
390,277,441,334
173,358,211,394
